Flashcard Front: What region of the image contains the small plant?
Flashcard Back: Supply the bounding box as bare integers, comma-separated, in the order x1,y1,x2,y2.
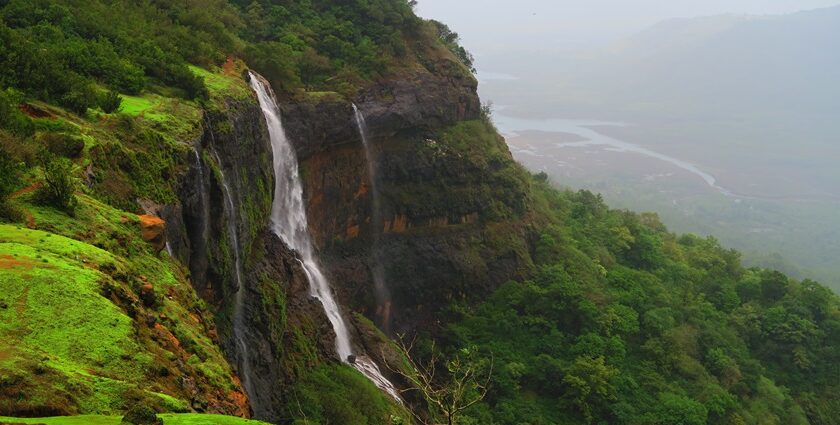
40,132,85,158
35,154,79,214
0,148,24,221
120,403,162,425
99,90,123,114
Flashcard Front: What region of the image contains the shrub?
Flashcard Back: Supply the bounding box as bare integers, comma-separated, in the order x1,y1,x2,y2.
0,89,34,136
60,82,98,116
99,90,123,113
35,154,78,214
120,404,162,425
0,148,22,200
0,147,24,221
40,132,85,158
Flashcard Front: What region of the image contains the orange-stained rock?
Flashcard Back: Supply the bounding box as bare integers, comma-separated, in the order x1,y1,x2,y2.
346,224,360,239
138,214,166,251
228,389,251,418
384,214,409,233
353,182,369,199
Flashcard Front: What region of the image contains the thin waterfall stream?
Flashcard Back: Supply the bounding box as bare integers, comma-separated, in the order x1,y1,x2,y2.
248,72,401,402
352,104,392,332
203,123,257,411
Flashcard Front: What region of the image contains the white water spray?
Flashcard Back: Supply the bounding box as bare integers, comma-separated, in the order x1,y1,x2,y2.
249,72,401,402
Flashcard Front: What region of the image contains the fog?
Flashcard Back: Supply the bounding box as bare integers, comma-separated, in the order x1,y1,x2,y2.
415,1,840,289
416,0,840,52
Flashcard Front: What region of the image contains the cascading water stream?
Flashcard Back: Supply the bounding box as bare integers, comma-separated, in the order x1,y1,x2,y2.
248,72,401,402
191,148,210,243
202,124,257,411
352,104,392,332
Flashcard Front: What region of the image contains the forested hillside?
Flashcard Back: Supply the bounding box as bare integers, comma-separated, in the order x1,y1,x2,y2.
1,1,839,425
440,178,840,424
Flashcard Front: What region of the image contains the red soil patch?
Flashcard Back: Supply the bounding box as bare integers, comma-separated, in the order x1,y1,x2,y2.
0,348,13,362
0,254,37,271
10,183,42,199
228,389,251,418
154,323,182,350
223,57,237,76
18,103,55,119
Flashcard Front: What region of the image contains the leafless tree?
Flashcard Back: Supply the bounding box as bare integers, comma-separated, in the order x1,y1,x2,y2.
384,335,492,425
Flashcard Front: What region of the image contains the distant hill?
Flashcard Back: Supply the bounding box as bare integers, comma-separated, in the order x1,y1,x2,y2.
481,6,840,290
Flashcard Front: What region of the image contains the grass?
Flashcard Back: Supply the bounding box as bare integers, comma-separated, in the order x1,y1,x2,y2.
189,65,251,101
1,193,243,415
0,224,152,413
0,63,266,418
0,414,270,424
118,96,158,116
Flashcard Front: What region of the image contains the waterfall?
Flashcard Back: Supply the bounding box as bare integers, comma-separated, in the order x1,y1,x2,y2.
352,104,392,332
202,125,257,412
191,148,210,244
248,72,401,403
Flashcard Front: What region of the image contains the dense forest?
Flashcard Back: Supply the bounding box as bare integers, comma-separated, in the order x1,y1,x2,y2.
1,1,839,425
438,178,840,424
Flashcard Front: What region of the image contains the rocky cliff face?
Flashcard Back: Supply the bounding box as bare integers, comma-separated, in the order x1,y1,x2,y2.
161,89,348,422
163,55,536,420
282,58,537,333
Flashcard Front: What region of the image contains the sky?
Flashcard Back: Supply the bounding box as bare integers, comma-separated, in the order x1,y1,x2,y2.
415,0,840,57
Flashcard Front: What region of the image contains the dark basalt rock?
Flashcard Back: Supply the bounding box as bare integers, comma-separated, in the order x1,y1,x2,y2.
226,230,339,422
282,64,533,335
283,58,480,160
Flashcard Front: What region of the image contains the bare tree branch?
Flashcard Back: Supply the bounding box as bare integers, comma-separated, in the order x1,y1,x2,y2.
383,335,493,425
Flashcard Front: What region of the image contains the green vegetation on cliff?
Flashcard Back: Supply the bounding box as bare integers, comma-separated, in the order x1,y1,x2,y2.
0,194,246,416
437,179,840,425
2,1,837,425
0,414,271,424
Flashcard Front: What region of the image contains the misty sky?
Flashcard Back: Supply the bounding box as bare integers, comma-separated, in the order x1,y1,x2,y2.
415,0,840,58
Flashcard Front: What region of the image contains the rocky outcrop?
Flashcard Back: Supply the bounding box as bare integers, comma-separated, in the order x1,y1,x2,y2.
227,230,339,423
167,89,347,421
282,57,479,159
138,215,166,252
164,55,531,419
281,59,535,334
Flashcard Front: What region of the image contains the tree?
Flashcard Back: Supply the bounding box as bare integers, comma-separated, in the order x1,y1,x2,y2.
35,154,78,213
429,20,475,73
99,90,123,114
0,147,23,220
386,336,492,425
0,148,21,201
561,356,619,423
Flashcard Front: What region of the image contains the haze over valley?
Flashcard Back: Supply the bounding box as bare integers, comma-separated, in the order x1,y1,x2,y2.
419,1,840,289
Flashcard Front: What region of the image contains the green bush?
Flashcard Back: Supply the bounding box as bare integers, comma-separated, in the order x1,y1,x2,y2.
40,132,85,158
0,89,34,136
59,80,98,115
99,90,123,113
120,403,162,425
35,154,78,214
0,148,22,200
0,147,24,221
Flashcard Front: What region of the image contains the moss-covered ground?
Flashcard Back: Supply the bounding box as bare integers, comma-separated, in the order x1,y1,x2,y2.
0,64,266,418
1,194,242,415
0,414,270,424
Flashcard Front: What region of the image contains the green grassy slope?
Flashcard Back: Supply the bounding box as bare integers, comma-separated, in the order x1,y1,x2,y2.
0,190,245,415
0,413,270,424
